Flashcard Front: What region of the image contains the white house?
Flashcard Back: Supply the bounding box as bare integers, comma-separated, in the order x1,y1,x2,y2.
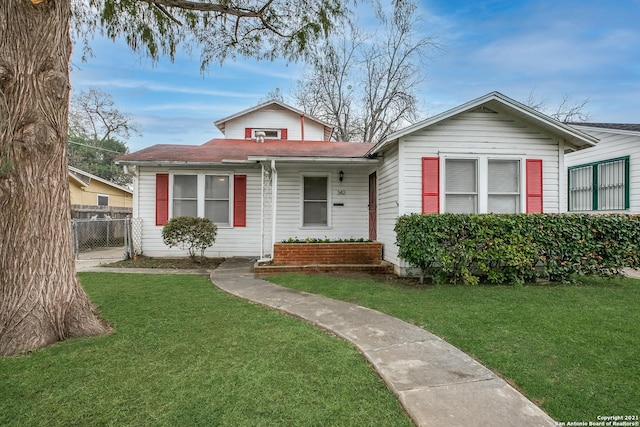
117,93,598,274
366,92,597,273
119,100,377,260
564,123,640,214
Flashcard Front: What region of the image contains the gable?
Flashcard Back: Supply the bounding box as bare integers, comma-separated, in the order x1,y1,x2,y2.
215,100,333,141
368,92,598,156
407,108,557,149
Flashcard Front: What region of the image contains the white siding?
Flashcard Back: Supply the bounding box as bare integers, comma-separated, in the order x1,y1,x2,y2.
376,143,400,266
134,163,371,258
224,108,326,140
565,127,640,213
272,164,370,242
136,166,263,258
372,110,568,276
400,110,563,214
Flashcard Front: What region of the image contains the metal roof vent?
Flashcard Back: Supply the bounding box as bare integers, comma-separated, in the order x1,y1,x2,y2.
255,131,266,143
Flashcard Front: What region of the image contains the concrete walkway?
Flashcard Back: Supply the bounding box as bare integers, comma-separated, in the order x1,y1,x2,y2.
210,258,556,427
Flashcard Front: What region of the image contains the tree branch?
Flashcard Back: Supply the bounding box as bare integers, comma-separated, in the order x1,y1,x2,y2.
153,3,183,26
148,0,262,17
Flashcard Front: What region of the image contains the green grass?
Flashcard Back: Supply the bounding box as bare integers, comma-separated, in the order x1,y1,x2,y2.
0,273,412,427
266,273,640,422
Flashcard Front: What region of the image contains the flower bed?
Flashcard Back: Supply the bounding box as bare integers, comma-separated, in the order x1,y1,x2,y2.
272,242,383,266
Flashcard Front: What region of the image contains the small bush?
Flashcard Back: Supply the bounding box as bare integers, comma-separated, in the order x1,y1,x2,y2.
395,213,640,285
162,217,217,260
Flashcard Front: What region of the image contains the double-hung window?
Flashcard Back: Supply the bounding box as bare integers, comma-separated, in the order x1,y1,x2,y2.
205,175,230,224
568,157,629,211
303,176,329,227
443,157,522,214
173,175,198,217
488,160,520,213
172,173,231,226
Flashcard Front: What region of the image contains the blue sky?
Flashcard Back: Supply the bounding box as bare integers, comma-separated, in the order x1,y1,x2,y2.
70,0,640,152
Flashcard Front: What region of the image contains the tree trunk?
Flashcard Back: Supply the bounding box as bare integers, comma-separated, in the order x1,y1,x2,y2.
0,0,111,356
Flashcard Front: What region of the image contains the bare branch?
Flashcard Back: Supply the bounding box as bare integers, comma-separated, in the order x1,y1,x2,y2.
292,0,434,143
525,88,592,123
69,88,140,142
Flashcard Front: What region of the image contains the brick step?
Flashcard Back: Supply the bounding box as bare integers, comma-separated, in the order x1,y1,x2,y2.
254,262,394,276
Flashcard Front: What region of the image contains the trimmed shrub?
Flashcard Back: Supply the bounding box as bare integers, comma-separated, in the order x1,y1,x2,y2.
395,213,640,285
162,216,217,260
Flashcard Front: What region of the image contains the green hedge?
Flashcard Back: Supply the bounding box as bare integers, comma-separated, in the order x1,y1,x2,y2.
395,213,640,285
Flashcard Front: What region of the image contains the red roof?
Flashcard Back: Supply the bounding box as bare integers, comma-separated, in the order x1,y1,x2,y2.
118,139,374,164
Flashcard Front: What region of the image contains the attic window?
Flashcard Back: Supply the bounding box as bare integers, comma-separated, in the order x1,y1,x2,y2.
253,129,280,139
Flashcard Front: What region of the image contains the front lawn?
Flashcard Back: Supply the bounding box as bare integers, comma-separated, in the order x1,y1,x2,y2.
267,273,640,422
0,274,412,427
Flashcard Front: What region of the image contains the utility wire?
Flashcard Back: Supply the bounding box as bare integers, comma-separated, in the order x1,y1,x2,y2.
69,139,126,155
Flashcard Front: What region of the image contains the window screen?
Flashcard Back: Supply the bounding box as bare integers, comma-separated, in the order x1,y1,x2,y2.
205,175,230,224
173,175,198,217
445,159,478,213
488,160,520,213
303,177,328,225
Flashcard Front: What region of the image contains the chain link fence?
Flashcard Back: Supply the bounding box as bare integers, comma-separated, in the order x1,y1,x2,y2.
71,217,143,260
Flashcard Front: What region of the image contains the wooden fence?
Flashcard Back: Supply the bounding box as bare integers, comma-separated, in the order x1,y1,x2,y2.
70,204,132,220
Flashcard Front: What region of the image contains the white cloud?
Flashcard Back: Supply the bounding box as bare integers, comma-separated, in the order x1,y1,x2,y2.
73,78,259,99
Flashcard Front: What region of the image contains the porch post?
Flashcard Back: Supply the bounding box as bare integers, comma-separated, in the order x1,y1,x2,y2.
260,162,265,259
270,160,278,257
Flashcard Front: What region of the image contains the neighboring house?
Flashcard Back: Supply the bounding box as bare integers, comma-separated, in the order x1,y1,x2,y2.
68,166,133,208
564,123,640,214
117,93,597,274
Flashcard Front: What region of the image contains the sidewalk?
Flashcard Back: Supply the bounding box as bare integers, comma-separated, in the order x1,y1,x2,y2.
210,258,556,427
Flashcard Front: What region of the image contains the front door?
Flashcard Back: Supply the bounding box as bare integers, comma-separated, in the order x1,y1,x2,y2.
368,172,377,241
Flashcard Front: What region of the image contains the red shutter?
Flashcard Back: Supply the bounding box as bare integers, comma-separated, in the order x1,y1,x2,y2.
281,128,288,140
526,159,543,213
156,173,169,226
422,157,440,214
245,128,252,139
233,175,247,227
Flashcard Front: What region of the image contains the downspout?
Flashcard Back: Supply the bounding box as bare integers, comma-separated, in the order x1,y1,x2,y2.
271,159,278,257
300,114,305,141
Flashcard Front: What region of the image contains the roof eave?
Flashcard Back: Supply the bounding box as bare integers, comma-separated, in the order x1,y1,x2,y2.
570,124,640,137
214,100,334,131
116,160,236,167
69,165,132,194
247,156,378,163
